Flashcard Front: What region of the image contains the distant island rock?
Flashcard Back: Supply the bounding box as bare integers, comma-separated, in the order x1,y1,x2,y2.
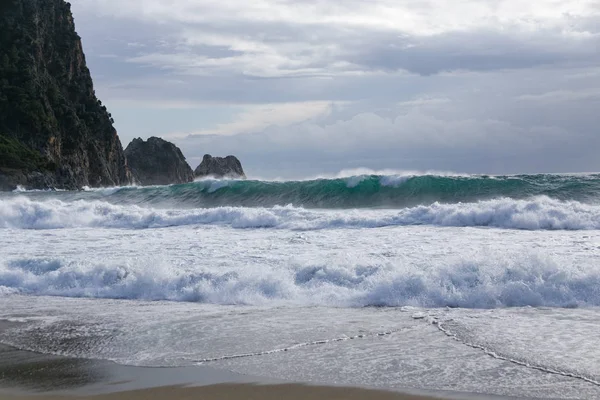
125,137,194,186
195,154,246,179
0,0,131,191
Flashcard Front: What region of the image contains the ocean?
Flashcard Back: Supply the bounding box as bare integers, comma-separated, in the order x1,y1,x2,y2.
2,173,600,399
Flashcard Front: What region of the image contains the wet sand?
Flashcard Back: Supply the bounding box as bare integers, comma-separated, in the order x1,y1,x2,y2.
0,342,451,399
0,325,522,400
2,383,451,400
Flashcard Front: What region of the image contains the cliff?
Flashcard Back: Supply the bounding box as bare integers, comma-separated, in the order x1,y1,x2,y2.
125,137,194,186
194,154,246,179
0,0,130,190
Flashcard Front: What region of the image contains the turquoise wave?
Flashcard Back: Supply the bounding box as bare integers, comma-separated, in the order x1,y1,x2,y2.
8,174,600,208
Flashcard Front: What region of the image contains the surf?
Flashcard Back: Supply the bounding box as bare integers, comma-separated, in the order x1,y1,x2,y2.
1,195,600,231
1,250,599,308
5,173,600,209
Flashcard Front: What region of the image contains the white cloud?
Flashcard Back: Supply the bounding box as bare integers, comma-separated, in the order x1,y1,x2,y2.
164,101,338,138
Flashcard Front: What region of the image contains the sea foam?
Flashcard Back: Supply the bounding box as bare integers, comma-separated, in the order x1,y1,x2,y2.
1,196,600,230
1,253,599,308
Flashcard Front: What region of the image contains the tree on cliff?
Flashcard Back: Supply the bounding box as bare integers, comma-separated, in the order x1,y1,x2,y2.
0,0,130,190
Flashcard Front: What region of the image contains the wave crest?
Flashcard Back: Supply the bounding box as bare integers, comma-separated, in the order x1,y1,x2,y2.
5,173,600,208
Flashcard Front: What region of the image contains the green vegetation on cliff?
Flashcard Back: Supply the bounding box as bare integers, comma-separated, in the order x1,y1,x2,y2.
0,0,130,190
0,134,55,171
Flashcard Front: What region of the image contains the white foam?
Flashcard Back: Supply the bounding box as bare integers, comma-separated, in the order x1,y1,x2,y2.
252,168,471,182
207,180,233,193
428,308,600,387
195,329,400,364
325,168,467,180
1,196,600,231
343,173,411,188
193,176,244,183
379,175,412,187
344,175,367,188
12,186,66,193
2,251,600,308
82,185,144,194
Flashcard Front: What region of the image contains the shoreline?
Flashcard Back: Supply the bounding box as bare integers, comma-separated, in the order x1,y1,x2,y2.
0,384,462,400
0,343,526,400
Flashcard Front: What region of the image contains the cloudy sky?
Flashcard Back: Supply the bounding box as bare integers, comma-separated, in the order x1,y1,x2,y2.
71,0,600,178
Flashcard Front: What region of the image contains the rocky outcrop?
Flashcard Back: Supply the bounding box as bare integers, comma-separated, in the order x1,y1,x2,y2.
0,0,131,191
125,137,194,186
194,154,246,179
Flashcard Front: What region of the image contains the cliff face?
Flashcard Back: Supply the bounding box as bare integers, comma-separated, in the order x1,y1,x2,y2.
125,137,194,186
194,154,246,179
0,0,131,190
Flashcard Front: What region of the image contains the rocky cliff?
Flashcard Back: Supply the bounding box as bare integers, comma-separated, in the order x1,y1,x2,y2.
194,154,246,179
0,0,131,190
125,137,194,186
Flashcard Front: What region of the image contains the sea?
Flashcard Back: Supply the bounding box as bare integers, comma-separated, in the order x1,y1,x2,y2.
2,172,600,399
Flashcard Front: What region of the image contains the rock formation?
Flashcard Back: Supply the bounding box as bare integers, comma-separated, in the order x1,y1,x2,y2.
0,0,131,190
125,137,194,186
194,154,246,179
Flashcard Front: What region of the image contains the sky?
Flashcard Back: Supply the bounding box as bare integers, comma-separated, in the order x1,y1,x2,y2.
70,0,600,178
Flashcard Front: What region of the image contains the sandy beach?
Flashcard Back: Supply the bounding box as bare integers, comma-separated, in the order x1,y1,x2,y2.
2,383,449,400
0,344,448,400
0,342,522,400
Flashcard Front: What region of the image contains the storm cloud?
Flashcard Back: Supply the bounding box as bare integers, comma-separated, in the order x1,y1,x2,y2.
70,0,600,177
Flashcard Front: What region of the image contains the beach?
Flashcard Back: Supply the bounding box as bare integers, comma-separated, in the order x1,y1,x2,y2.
0,343,508,400
2,0,598,396
3,176,600,399
0,385,453,400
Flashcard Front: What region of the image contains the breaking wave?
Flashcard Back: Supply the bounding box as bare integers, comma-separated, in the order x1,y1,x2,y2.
1,196,600,231
1,254,599,308
4,173,600,209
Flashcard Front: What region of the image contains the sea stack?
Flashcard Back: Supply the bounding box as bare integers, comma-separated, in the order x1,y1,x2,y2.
125,137,194,186
194,154,246,179
0,0,131,191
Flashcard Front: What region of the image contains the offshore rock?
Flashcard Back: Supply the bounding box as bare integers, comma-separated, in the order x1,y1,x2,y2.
0,0,131,190
125,137,194,186
194,154,246,179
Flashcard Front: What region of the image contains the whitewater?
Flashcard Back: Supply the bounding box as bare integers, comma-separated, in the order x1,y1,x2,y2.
2,173,600,399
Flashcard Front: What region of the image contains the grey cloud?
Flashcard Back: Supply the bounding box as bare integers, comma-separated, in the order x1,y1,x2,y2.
73,14,180,84
348,29,600,75
71,1,600,108
518,89,600,103
129,23,600,77
175,116,595,178
67,1,600,177
173,81,600,178
74,2,600,84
